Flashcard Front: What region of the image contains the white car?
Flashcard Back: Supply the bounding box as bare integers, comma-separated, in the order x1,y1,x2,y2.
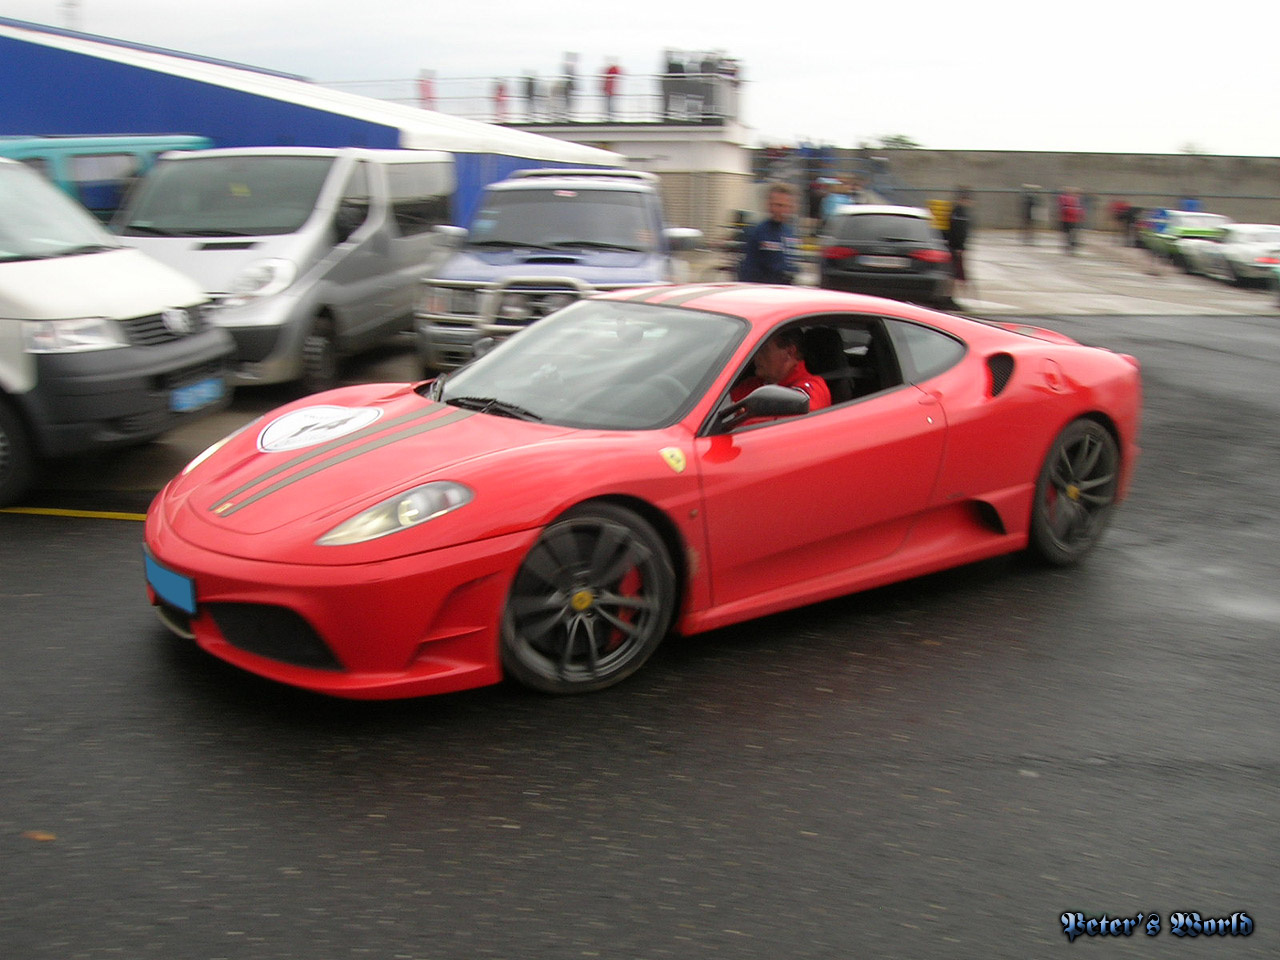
1180,223,1280,284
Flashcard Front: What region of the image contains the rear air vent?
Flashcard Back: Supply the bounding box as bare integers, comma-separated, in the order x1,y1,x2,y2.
987,353,1015,397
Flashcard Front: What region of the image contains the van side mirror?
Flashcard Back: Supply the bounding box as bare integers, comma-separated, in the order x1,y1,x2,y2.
433,224,467,248
334,202,368,243
663,227,703,252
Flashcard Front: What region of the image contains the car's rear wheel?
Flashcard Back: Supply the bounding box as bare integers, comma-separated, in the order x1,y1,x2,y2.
1029,418,1120,566
501,502,676,694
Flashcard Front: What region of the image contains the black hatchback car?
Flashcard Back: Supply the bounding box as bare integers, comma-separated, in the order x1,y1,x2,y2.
818,205,954,306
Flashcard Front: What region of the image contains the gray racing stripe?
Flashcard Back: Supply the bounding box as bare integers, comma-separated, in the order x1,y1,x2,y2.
213,407,472,517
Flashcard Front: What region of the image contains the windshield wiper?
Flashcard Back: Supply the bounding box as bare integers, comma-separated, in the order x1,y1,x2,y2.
548,240,645,251
119,224,184,236
52,243,119,257
469,240,554,250
447,395,543,421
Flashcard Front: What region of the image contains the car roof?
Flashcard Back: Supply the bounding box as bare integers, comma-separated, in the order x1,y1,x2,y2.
592,282,984,339
827,204,932,219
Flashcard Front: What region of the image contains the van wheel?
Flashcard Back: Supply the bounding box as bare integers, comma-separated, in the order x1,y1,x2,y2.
0,398,37,507
301,315,339,395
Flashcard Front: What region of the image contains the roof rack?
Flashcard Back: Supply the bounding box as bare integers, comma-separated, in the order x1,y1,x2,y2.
509,168,658,183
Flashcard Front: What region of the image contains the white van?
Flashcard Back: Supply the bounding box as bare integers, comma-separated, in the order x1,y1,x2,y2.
0,158,233,506
113,147,456,392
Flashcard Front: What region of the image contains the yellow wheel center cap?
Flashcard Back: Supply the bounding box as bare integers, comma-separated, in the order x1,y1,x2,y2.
1066,484,1081,501
570,589,595,612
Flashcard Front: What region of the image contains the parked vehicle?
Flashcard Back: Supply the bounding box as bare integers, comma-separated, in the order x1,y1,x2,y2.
1140,209,1232,266
144,284,1141,699
818,205,954,307
114,147,455,392
415,168,701,372
1178,223,1280,284
0,134,211,221
0,158,233,506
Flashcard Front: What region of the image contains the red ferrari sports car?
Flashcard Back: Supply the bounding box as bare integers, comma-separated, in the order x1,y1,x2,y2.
144,284,1141,699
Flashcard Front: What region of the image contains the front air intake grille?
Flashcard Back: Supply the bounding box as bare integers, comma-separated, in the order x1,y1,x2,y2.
987,353,1015,397
120,307,206,345
207,603,343,670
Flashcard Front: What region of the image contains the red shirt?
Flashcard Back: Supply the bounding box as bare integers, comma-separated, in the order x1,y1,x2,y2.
730,360,832,412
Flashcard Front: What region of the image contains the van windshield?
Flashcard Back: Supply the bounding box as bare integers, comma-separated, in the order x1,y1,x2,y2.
468,189,654,251
115,155,336,237
0,163,121,262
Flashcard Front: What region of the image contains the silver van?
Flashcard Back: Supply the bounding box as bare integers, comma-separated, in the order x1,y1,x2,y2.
0,158,233,506
114,147,455,392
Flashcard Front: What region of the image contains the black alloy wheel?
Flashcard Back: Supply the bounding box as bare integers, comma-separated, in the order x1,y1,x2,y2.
501,502,676,694
1029,418,1120,565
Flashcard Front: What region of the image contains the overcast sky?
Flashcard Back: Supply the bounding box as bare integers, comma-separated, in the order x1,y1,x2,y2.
6,0,1280,155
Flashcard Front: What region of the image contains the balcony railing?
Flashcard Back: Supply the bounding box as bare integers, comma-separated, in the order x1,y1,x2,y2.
324,72,744,126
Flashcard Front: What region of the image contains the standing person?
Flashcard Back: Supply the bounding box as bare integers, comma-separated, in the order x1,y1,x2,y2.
945,186,974,307
492,78,507,122
601,58,622,120
1058,187,1084,254
522,71,538,121
560,53,578,119
737,183,799,285
1020,184,1039,244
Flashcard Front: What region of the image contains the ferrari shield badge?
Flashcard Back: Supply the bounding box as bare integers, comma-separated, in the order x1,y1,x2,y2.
659,447,687,474
258,405,383,453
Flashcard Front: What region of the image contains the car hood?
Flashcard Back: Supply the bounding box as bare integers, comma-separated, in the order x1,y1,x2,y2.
434,247,664,284
160,382,576,545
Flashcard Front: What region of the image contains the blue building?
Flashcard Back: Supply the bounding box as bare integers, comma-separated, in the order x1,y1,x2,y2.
0,16,621,224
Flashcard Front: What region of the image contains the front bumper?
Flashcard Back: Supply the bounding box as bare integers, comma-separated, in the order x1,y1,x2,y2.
144,510,541,699
24,328,234,459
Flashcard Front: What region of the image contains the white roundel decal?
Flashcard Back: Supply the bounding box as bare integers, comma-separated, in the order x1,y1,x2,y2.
257,405,383,453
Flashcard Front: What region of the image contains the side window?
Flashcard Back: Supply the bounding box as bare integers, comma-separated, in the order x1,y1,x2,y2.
885,319,966,382
335,161,372,237
68,153,142,219
793,317,905,405
386,162,451,236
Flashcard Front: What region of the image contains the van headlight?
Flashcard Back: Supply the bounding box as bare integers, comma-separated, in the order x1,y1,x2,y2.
222,258,297,308
316,481,474,546
24,318,127,353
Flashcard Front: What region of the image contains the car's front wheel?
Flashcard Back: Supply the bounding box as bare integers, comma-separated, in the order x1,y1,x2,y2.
1029,418,1120,565
0,398,36,507
501,502,676,694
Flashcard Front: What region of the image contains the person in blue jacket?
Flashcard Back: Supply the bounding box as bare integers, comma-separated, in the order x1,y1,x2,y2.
737,183,799,284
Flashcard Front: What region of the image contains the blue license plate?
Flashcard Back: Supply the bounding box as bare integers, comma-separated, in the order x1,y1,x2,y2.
144,551,197,614
170,376,225,413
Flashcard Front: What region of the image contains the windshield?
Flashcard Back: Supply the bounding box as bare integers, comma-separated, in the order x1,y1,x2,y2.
115,155,336,237
468,188,656,251
0,163,121,262
437,300,745,429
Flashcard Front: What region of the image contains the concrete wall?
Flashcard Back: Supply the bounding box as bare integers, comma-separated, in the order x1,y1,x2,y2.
821,149,1280,230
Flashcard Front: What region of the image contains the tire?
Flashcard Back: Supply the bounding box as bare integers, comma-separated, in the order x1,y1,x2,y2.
501,502,676,694
300,314,340,395
0,398,37,507
1029,418,1120,566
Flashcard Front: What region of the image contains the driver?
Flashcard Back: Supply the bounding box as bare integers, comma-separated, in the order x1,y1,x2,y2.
730,328,831,412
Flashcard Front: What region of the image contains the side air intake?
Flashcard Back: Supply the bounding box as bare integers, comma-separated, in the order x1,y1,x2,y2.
987,353,1015,397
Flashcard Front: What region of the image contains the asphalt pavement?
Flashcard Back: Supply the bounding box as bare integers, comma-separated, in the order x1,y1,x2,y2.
27,228,1279,509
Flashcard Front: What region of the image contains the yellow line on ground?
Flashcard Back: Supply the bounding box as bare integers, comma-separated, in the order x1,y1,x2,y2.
1,506,147,522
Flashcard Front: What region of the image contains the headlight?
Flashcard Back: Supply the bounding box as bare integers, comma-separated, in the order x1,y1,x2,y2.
316,481,473,546
221,258,297,308
421,286,479,316
24,318,127,353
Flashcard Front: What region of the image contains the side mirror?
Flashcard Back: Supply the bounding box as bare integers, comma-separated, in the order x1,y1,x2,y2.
664,227,703,252
433,224,468,248
334,202,368,243
715,383,809,431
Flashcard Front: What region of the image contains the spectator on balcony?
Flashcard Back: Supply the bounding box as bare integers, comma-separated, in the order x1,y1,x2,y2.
602,59,622,120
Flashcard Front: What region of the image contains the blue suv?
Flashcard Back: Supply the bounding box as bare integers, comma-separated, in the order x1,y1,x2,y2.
416,169,701,371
